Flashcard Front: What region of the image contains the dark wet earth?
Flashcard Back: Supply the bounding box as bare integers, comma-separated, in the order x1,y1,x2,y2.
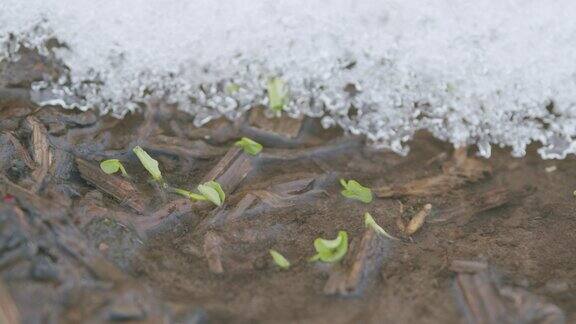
0,51,575,323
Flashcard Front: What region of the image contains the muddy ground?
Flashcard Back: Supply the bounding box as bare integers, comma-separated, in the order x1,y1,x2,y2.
0,54,575,324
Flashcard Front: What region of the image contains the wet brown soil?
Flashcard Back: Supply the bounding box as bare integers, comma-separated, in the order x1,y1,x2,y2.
0,54,575,323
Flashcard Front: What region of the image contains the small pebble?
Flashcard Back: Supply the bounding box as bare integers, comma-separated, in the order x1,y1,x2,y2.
545,165,557,173
98,242,109,251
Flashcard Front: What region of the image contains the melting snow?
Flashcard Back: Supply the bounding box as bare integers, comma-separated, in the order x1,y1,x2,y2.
1,0,576,158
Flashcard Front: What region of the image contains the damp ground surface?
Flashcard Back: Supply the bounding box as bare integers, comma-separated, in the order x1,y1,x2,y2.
0,57,575,324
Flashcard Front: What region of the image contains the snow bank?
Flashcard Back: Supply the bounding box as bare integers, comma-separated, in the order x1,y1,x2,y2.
2,0,576,158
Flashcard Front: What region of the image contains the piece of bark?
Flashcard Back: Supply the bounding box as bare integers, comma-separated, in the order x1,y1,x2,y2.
0,174,66,219
25,116,52,192
203,231,224,274
76,158,146,214
324,228,391,297
259,137,360,162
402,204,432,236
431,187,511,224
375,148,492,198
1,132,35,169
201,146,254,194
132,198,200,238
143,135,228,160
0,280,20,324
199,174,329,231
452,260,565,324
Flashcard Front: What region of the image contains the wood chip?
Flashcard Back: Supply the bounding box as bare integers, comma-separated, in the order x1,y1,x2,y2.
375,148,492,198
76,158,146,214
324,228,391,297
0,280,20,324
201,146,254,194
259,137,360,161
203,231,224,274
198,174,329,231
452,260,565,324
25,116,52,192
0,174,66,219
405,204,432,235
143,135,228,159
431,187,512,224
1,132,35,169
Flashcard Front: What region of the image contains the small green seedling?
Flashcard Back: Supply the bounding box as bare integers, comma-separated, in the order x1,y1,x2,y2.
340,179,373,203
133,146,162,181
269,249,290,269
171,188,207,201
100,159,128,177
267,77,288,114
226,83,240,94
235,137,263,156
173,181,226,207
310,231,348,263
198,181,226,206
364,212,398,240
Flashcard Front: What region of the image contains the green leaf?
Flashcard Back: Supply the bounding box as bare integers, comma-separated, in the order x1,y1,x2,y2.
311,231,348,263
364,212,398,240
100,159,128,177
226,83,240,94
267,77,288,114
269,249,290,269
340,179,373,203
198,181,225,206
132,146,162,181
235,137,263,156
171,187,207,201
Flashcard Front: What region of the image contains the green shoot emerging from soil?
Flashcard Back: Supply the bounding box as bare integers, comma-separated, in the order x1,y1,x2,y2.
198,181,226,206
133,146,162,181
235,137,263,155
269,249,290,269
226,83,240,94
267,77,288,114
171,188,208,201
173,181,226,206
310,231,348,263
340,179,373,203
100,159,128,177
364,212,398,240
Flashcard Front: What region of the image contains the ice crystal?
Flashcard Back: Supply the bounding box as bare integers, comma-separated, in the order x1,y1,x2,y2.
2,0,576,158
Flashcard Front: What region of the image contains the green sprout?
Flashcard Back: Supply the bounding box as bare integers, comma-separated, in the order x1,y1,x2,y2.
267,77,288,114
226,83,240,94
269,249,290,269
340,179,373,203
310,231,348,263
133,146,162,181
100,159,128,177
171,187,207,201
198,181,226,206
235,137,263,156
364,212,398,240
173,181,226,206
